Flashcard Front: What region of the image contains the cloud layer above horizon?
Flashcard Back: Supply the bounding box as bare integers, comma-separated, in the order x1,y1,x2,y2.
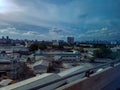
0,0,120,41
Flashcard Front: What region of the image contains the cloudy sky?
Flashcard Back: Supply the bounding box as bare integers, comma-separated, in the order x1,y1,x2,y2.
0,0,120,41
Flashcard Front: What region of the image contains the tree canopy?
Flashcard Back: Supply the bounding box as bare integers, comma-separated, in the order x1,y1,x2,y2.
93,47,113,59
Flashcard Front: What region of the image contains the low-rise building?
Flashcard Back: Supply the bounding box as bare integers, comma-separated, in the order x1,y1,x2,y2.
34,51,81,63
0,79,15,87
32,60,49,74
0,59,26,80
111,46,120,52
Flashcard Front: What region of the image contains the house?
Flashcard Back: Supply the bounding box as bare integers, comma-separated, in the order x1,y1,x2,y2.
0,79,15,86
111,46,120,52
32,60,49,74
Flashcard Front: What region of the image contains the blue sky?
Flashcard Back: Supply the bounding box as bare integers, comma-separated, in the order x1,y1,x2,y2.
0,0,120,41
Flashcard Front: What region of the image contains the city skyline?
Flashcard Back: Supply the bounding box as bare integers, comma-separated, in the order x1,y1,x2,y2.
0,0,120,41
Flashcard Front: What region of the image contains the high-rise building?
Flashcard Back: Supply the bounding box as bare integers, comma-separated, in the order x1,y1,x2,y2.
6,36,9,40
67,37,74,44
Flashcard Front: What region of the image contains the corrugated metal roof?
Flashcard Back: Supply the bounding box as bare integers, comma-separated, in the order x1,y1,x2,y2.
58,63,93,77
33,60,49,67
58,63,94,83
0,73,65,90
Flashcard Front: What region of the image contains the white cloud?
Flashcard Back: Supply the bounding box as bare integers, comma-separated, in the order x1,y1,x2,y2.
78,27,120,40
22,31,38,36
0,0,23,14
0,0,85,27
0,0,119,40
0,27,19,35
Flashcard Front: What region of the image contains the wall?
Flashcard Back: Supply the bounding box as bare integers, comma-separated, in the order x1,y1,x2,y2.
56,63,120,90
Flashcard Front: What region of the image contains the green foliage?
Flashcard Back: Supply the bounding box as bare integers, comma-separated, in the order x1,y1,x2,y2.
112,51,120,59
29,43,47,52
28,43,39,52
89,57,95,62
93,47,113,59
39,44,47,50
52,45,64,50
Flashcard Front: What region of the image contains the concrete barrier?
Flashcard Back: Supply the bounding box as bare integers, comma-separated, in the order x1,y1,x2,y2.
56,63,120,90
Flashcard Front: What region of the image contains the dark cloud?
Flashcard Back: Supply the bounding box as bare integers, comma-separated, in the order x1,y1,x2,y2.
0,0,120,40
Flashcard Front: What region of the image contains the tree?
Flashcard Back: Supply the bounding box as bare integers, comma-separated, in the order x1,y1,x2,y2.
89,57,95,62
29,43,39,52
39,44,47,50
93,47,112,59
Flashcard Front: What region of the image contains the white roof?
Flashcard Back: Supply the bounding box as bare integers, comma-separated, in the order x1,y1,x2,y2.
33,60,49,67
0,79,13,86
62,63,73,69
54,56,61,61
59,65,83,77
